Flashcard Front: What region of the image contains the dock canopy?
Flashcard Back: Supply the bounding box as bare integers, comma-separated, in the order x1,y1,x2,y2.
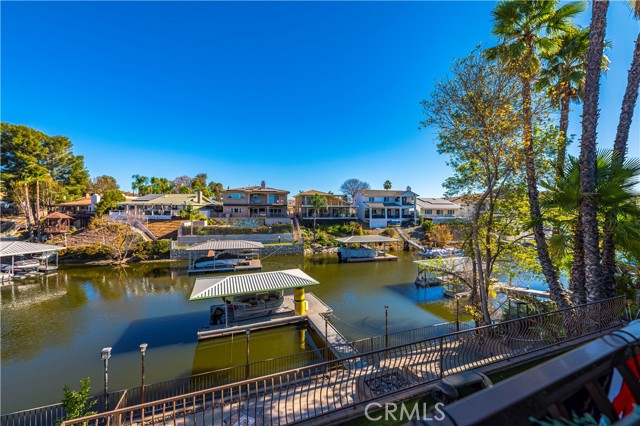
335,235,399,244
185,240,264,251
0,240,64,256
190,269,319,300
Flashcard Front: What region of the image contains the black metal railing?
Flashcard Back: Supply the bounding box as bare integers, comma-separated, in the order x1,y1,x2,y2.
60,296,626,426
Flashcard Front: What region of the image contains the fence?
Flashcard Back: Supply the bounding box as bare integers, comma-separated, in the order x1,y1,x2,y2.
61,296,626,426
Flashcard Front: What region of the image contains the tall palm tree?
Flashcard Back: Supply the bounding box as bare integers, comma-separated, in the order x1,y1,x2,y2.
308,194,327,241
383,180,392,190
486,0,585,309
579,0,610,301
602,1,640,294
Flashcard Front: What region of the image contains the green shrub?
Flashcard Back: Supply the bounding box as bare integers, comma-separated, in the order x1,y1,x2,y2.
57,377,96,425
132,240,171,260
380,227,396,237
60,244,112,260
422,219,434,233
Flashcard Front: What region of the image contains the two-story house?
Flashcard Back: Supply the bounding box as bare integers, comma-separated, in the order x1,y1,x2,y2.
417,198,463,222
294,190,356,222
354,187,419,229
222,181,289,224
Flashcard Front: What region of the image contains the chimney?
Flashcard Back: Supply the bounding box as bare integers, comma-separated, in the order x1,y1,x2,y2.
406,186,411,192
196,190,202,203
260,181,266,189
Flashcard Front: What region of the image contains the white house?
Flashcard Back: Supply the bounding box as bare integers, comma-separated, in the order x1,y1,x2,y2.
446,195,487,219
354,187,419,229
417,198,463,222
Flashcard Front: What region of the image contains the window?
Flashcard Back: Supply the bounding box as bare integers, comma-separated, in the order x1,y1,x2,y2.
425,209,432,215
269,195,280,203
227,193,245,199
436,210,443,215
368,197,375,202
447,210,454,215
232,208,242,213
384,197,390,202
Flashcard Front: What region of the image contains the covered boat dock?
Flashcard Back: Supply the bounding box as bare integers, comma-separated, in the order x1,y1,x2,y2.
186,240,264,274
0,240,65,283
335,235,399,262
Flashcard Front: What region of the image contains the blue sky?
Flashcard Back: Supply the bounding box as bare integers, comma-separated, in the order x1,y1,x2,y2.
2,1,638,197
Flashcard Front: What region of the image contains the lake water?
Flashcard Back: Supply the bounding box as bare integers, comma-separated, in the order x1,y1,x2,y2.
1,251,474,413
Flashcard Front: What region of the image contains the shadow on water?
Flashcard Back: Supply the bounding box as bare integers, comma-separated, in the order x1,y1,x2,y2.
112,311,203,353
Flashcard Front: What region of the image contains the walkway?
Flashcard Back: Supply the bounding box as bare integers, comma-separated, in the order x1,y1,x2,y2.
395,227,425,251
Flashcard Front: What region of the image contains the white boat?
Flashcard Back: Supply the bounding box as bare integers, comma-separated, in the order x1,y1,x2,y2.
337,246,377,261
209,291,285,325
194,252,250,269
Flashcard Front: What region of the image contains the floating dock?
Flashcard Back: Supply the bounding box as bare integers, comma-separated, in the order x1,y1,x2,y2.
341,253,398,263
494,284,551,299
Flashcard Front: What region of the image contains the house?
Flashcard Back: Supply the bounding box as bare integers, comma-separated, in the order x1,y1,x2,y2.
294,190,356,222
446,195,485,219
110,191,222,220
353,187,419,229
55,194,101,216
417,198,463,222
222,181,289,225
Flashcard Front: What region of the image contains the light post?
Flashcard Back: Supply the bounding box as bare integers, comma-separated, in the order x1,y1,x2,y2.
385,305,389,348
101,347,112,412
140,343,148,404
245,328,251,379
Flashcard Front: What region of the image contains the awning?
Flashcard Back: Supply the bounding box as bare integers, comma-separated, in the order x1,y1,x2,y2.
335,235,399,244
190,269,319,300
0,240,65,256
364,202,402,208
185,240,264,251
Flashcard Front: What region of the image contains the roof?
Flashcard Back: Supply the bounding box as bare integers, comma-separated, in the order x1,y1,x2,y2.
359,188,419,197
43,212,74,220
0,240,65,256
417,198,461,210
185,240,264,251
224,183,289,194
189,269,319,300
56,197,92,207
335,235,399,244
117,193,221,207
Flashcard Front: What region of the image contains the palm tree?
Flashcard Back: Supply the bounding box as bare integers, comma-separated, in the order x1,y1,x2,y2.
601,1,640,294
383,180,392,190
131,175,149,196
578,0,610,301
486,0,585,309
308,194,327,241
537,28,608,183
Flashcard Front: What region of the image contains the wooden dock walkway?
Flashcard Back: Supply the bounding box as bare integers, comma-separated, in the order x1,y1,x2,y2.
305,292,357,359
396,227,425,251
494,284,551,299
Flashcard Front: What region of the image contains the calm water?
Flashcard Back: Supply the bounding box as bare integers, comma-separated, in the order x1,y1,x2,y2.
1,251,469,413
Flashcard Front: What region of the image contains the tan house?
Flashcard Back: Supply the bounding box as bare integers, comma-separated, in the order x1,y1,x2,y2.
294,190,356,221
110,191,222,220
417,198,463,222
222,181,289,224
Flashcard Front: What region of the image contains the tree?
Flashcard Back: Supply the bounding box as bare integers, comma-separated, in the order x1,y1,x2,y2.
602,2,640,295
57,377,96,425
308,193,328,241
486,0,585,310
131,175,150,195
383,180,392,190
1,123,90,238
149,177,173,194
91,175,119,195
173,175,192,192
90,217,140,264
421,47,526,323
340,178,371,202
207,181,224,201
578,0,610,301
429,224,453,248
94,189,125,216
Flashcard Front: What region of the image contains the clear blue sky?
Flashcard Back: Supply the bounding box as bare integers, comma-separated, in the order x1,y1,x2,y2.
2,1,638,197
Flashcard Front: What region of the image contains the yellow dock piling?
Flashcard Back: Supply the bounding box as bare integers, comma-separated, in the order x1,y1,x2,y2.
294,287,306,315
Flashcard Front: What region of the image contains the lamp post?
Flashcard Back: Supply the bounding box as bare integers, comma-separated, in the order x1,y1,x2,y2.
385,305,389,348
245,328,251,379
140,343,148,404
101,347,112,412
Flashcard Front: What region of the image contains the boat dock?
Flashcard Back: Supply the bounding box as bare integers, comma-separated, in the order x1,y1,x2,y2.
494,284,551,299
341,253,398,263
189,258,262,274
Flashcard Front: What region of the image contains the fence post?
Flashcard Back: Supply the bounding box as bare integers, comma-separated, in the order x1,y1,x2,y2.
245,328,251,380
439,338,444,378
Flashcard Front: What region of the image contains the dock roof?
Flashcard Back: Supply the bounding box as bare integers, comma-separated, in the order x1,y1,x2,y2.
189,269,319,300
185,240,264,251
335,235,399,244
0,240,65,256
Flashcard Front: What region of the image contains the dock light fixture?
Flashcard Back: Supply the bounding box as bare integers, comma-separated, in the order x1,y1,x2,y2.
385,305,389,348
101,347,112,411
140,343,148,403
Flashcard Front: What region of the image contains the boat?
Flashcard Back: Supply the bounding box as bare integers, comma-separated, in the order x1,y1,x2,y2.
337,246,377,261
194,252,251,269
209,291,285,325
419,248,464,258
186,240,264,274
335,235,399,263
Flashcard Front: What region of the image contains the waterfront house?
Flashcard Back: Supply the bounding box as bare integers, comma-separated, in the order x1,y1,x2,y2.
446,195,486,219
294,190,356,222
110,191,222,220
417,198,463,222
222,181,289,225
354,187,418,229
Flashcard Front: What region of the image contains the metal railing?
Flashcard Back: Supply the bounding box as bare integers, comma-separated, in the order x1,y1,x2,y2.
60,296,625,426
